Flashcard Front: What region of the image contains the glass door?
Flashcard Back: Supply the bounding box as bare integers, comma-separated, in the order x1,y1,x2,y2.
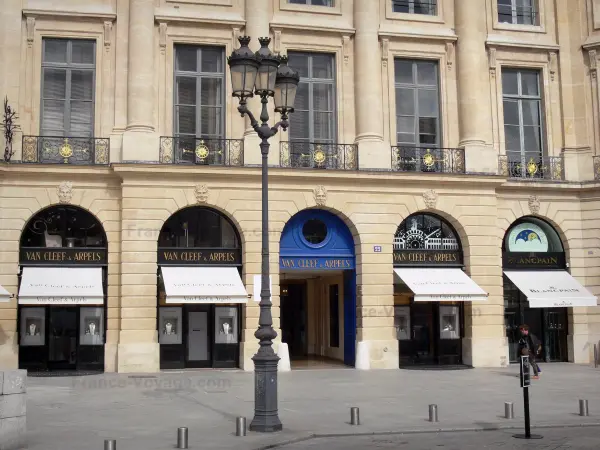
545,308,568,362
411,303,435,364
48,307,78,370
186,307,210,368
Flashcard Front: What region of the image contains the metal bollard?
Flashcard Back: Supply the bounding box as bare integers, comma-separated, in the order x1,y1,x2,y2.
579,399,589,417
594,344,598,369
505,402,514,419
104,440,116,450
350,407,360,425
236,417,247,436
177,427,188,449
428,404,438,422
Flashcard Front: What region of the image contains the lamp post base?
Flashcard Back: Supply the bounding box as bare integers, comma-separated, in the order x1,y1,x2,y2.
249,352,282,433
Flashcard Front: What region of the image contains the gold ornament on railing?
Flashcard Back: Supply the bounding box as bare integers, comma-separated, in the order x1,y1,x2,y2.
422,149,435,168
526,158,538,176
59,138,73,163
195,140,209,161
313,144,326,165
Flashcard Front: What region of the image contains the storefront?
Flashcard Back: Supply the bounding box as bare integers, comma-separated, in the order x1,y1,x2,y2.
17,206,108,372
157,207,248,369
502,217,597,363
392,213,488,367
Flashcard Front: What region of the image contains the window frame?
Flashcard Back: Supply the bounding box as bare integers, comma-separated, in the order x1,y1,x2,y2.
172,44,226,142
40,38,97,138
497,0,539,26
501,68,545,165
393,59,441,148
287,51,337,144
288,0,334,6
391,0,437,16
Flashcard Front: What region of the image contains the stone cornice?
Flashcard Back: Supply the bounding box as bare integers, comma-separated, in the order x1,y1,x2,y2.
154,9,245,27
486,35,559,51
22,8,116,21
269,20,355,35
378,27,457,42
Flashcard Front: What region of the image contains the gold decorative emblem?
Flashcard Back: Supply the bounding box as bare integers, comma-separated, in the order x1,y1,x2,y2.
422,149,435,168
526,158,538,175
195,140,209,160
59,139,73,163
313,145,326,165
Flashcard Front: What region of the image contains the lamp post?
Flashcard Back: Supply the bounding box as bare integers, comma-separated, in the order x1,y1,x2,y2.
228,36,299,433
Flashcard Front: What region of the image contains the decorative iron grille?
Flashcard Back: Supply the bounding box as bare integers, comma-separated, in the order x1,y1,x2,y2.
280,142,358,170
159,137,244,166
391,147,465,174
498,155,564,181
21,136,109,165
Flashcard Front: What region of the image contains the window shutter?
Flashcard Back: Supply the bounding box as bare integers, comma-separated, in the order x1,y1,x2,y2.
42,68,67,135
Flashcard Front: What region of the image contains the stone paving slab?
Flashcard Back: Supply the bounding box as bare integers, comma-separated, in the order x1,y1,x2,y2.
25,364,600,450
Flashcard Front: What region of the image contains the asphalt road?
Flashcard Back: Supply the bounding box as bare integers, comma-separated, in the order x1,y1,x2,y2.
278,426,600,449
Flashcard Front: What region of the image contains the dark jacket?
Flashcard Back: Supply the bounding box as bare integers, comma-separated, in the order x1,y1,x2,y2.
519,333,541,355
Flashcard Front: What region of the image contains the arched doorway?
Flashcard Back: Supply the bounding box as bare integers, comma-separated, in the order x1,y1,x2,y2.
279,209,356,368
392,213,487,367
156,207,247,369
18,205,108,372
502,217,596,363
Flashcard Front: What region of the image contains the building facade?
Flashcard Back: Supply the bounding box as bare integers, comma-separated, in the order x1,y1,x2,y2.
1,0,599,373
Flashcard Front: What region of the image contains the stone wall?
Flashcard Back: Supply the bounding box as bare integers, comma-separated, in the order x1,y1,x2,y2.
0,370,26,450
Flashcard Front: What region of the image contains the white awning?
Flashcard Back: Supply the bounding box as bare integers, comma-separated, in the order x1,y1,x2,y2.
393,268,488,302
0,285,12,302
161,266,248,304
19,267,104,305
504,270,598,308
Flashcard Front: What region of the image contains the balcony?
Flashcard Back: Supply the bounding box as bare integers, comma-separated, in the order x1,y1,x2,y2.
595,156,600,181
499,155,564,181
280,142,358,171
159,137,243,166
391,147,465,174
21,136,109,165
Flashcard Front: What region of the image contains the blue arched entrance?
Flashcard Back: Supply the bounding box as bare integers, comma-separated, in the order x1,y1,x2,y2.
279,209,356,367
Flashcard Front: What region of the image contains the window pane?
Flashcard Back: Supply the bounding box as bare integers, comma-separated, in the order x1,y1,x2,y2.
176,46,198,72
43,69,67,99
419,133,437,145
289,0,307,3
294,83,309,111
418,89,438,117
503,99,519,125
70,101,93,126
176,106,196,135
288,53,309,78
521,72,539,96
311,54,334,79
201,107,221,137
201,78,222,106
311,0,333,5
177,77,196,105
70,115,93,137
523,125,541,153
200,47,223,73
414,0,435,15
392,1,410,13
504,125,521,152
44,39,67,63
418,117,437,137
71,41,95,65
498,0,513,23
502,70,519,95
398,133,415,144
42,100,66,132
313,112,333,140
394,60,414,84
417,62,437,86
290,111,310,140
313,83,334,111
71,71,94,100
397,116,415,134
521,100,540,126
396,88,415,115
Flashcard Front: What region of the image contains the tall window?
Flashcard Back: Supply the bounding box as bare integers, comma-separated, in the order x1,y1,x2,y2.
498,0,538,25
174,45,225,144
287,52,336,143
289,0,333,5
394,59,440,147
41,39,96,137
501,69,544,165
392,0,437,15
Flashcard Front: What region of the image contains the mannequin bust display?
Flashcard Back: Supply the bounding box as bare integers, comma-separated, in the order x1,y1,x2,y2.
86,321,97,335
28,323,38,336
222,322,230,335
164,321,174,335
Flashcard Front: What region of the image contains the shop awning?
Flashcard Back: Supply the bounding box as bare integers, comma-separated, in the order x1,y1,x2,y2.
160,266,248,304
0,285,12,302
18,267,104,305
393,268,488,302
504,270,598,308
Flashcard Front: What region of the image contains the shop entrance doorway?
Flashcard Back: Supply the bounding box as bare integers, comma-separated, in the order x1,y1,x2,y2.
48,308,78,370
280,282,307,360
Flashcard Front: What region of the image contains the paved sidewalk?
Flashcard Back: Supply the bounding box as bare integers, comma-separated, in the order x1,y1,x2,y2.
25,364,600,450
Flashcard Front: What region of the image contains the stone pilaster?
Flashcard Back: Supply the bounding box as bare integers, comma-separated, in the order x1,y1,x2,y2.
122,0,158,161
353,0,389,170
455,0,496,174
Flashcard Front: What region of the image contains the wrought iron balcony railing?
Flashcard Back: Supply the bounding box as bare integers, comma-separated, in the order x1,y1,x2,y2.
159,136,243,166
280,142,358,170
391,147,465,174
21,136,109,165
594,156,600,181
498,155,564,181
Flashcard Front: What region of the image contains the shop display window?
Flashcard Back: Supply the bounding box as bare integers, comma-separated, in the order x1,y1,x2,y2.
20,308,45,346
159,307,183,345
214,307,238,344
80,307,104,345
439,305,460,340
394,306,411,340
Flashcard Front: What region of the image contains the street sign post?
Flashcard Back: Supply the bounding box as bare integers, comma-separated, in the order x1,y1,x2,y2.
513,355,542,439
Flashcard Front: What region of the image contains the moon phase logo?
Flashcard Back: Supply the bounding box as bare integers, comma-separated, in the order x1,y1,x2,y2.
508,223,548,252
515,230,540,244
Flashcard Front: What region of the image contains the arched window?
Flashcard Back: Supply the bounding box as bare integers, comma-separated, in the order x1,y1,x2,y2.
503,217,563,253
158,207,240,249
20,206,106,248
394,213,460,251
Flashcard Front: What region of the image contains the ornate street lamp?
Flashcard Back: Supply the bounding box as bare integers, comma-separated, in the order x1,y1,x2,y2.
228,36,299,433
